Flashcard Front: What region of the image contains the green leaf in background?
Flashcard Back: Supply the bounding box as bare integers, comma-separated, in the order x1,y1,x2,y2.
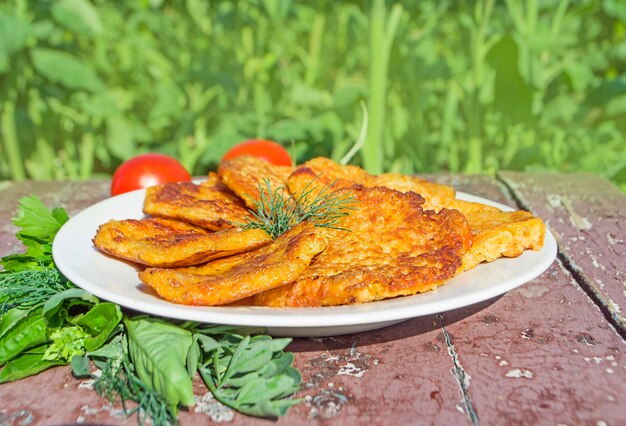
0,11,31,59
486,35,533,124
124,317,196,412
604,0,626,24
31,48,105,92
51,0,103,36
106,116,136,159
582,78,626,110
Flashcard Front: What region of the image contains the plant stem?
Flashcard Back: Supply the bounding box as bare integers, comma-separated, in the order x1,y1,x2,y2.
305,13,325,87
363,0,403,174
442,88,459,173
1,100,26,180
79,133,95,180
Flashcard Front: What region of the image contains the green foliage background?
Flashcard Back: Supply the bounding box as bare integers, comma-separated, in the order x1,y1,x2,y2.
1,0,625,190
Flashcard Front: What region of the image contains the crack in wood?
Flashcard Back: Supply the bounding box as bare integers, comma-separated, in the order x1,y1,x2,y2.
497,174,626,341
437,314,479,426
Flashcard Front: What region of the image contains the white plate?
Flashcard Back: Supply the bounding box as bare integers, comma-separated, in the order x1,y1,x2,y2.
53,189,557,337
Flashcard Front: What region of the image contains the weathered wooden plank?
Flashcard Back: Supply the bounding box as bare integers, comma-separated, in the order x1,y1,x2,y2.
442,259,626,425
432,173,626,425
498,171,626,334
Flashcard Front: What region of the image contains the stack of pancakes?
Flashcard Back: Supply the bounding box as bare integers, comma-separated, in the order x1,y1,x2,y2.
93,156,545,307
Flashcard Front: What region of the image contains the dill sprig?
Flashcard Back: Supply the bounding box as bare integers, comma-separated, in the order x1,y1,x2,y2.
0,268,73,314
94,349,175,426
241,177,356,239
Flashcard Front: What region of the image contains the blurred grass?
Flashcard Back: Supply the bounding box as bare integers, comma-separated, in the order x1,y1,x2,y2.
0,0,625,191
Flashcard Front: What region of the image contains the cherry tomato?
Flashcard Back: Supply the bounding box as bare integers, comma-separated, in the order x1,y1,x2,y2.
110,153,191,196
222,139,292,166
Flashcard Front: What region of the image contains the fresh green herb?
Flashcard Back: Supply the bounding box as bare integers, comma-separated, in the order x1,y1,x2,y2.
12,195,69,242
0,198,122,376
124,317,196,414
43,326,89,362
193,325,302,417
242,177,355,239
1,195,68,272
1,196,304,425
86,337,175,426
0,307,48,365
0,345,65,384
0,269,73,314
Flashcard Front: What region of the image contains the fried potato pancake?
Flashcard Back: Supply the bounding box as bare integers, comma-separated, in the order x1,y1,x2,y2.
287,158,545,272
248,185,472,307
138,221,328,305
449,199,546,273
287,157,455,211
93,217,271,267
143,172,253,231
218,156,294,209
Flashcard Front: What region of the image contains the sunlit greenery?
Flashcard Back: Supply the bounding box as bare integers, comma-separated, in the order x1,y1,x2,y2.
0,0,624,190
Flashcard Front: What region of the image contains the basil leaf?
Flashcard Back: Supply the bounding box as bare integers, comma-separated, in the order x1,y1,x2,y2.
0,345,65,383
0,307,31,340
43,288,99,327
71,302,122,351
0,307,47,365
71,355,92,378
87,334,123,359
124,317,195,411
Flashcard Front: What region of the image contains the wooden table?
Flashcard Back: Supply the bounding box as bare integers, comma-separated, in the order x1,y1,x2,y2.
1,172,625,425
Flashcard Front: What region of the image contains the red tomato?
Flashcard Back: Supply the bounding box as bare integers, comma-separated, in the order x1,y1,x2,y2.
222,139,292,166
110,153,191,196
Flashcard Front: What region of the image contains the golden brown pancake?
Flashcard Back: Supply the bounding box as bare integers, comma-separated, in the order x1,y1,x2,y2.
218,155,293,209
93,217,271,267
287,157,455,211
138,221,327,305
248,185,472,307
286,157,545,273
143,172,253,231
449,199,546,273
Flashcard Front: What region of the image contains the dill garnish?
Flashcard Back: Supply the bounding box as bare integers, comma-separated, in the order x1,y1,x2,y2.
240,177,355,239
0,268,73,314
93,342,174,426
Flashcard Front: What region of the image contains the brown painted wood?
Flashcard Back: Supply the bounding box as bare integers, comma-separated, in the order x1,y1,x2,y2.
1,175,625,425
498,171,626,335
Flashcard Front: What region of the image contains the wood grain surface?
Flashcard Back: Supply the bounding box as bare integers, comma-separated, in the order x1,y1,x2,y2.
0,174,624,425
